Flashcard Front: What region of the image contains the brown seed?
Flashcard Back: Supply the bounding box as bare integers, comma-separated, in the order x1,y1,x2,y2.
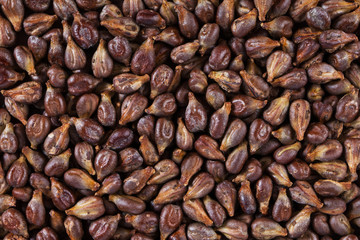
329,214,352,236
286,205,316,238
245,36,280,59
255,175,273,215
119,92,148,125
217,219,248,240
1,208,29,238
125,211,159,234
131,37,156,75
65,196,105,220
160,204,183,240
23,13,57,36
185,92,208,132
101,17,140,39
195,135,225,161
64,168,100,191
153,180,187,205
289,99,311,141
215,180,236,217
64,215,84,240
249,118,272,154
109,195,146,215
267,162,293,187
176,118,194,151
251,217,287,239
95,173,122,197
74,142,96,175
187,223,220,240
289,180,323,208
0,194,16,213
240,70,271,100
113,73,150,94
183,172,214,201
310,161,348,181
123,166,155,195
94,148,117,181
71,12,99,48
183,199,213,226
89,214,121,240
26,190,45,227
139,135,159,166
154,118,175,155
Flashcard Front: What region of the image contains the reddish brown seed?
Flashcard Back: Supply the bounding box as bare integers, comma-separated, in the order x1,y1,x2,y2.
272,187,292,222
44,82,67,117
310,161,348,181
6,155,29,188
160,204,183,240
245,36,280,59
100,16,140,39
1,208,29,238
131,37,156,75
267,162,293,187
147,159,179,185
206,83,226,110
71,12,99,49
240,70,271,100
217,219,248,240
125,211,159,234
65,36,86,71
306,139,343,162
198,23,220,56
183,172,215,201
97,91,116,127
289,99,311,141
289,180,323,208
185,92,208,133
175,4,199,39
94,149,117,181
176,118,194,151
215,180,236,217
146,93,177,117
0,194,16,213
203,195,226,227
183,199,213,226
286,205,316,238
65,196,105,220
119,92,148,125
95,173,122,197
109,194,146,215
139,134,159,166
23,13,57,36
104,127,134,151
74,142,95,175
64,215,84,240
216,0,235,32
249,118,272,154
75,94,99,119
153,180,187,205
89,214,121,240
179,153,203,186
251,218,287,239
123,167,155,195
26,190,45,227
195,135,225,161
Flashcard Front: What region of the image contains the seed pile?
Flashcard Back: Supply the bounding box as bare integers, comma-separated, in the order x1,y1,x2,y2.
0,0,360,239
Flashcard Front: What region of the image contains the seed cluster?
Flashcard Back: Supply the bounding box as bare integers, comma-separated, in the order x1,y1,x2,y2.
0,0,360,239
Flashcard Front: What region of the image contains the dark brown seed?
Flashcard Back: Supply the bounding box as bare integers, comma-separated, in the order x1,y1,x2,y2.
64,215,84,240
160,204,183,240
251,218,287,239
1,208,29,238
